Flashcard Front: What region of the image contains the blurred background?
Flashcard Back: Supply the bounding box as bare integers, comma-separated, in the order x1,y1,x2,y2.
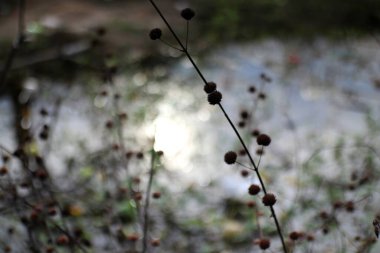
1,0,380,253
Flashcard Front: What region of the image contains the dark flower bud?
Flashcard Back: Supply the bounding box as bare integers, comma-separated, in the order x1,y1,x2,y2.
224,151,237,164
181,8,195,20
251,129,260,137
248,86,256,93
204,82,217,94
240,110,249,119
149,28,162,40
258,92,267,100
248,184,261,195
207,91,222,105
240,170,249,177
289,231,300,241
262,193,277,206
256,134,271,146
259,238,270,250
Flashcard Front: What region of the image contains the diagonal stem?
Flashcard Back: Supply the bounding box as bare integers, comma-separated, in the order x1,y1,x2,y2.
142,150,156,253
147,1,288,252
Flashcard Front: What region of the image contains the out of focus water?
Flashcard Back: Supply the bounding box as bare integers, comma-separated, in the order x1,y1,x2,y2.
0,38,379,252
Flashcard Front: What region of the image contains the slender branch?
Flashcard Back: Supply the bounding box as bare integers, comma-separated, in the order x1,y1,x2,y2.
147,1,288,252
159,39,183,52
142,150,156,253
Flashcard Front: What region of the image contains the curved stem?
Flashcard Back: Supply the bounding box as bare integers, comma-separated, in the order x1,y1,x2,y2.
147,1,288,252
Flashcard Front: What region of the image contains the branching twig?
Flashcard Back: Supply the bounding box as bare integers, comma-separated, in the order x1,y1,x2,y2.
147,1,288,252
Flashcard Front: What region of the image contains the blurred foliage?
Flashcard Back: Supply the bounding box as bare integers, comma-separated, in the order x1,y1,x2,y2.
194,0,380,41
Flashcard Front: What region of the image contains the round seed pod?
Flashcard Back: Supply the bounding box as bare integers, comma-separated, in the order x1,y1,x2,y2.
248,184,261,195
151,239,160,247
258,92,267,100
149,28,162,40
262,193,277,206
56,235,69,245
224,151,237,164
289,231,300,241
259,238,270,250
240,170,249,177
207,91,222,105
181,8,195,20
256,134,271,146
251,129,260,137
204,82,217,94
248,86,256,93
152,192,161,199
240,110,249,119
247,201,256,208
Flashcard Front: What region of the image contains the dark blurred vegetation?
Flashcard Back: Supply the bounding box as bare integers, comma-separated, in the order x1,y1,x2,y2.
194,0,380,41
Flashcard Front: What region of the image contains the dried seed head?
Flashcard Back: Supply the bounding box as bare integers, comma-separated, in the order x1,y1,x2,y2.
319,211,329,219
0,166,8,176
4,246,11,253
238,121,246,128
251,129,260,137
258,92,267,100
136,152,144,159
333,201,343,209
56,235,69,245
240,169,249,177
2,155,10,163
248,184,261,195
134,193,143,201
306,234,315,241
247,201,256,208
127,234,139,242
240,110,249,119
207,91,222,105
125,151,134,159
289,231,300,241
224,151,237,164
35,169,48,180
151,239,161,247
181,8,195,20
204,82,217,94
152,192,161,199
40,108,48,116
256,134,271,146
149,28,162,40
48,207,57,216
345,201,355,212
256,148,264,156
262,193,277,206
119,112,128,120
45,246,55,253
259,238,270,250
248,86,256,93
238,149,246,156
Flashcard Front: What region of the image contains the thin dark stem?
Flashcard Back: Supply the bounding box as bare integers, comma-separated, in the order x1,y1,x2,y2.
0,0,26,92
147,1,288,252
159,39,183,52
185,21,189,50
142,150,156,253
236,161,254,171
